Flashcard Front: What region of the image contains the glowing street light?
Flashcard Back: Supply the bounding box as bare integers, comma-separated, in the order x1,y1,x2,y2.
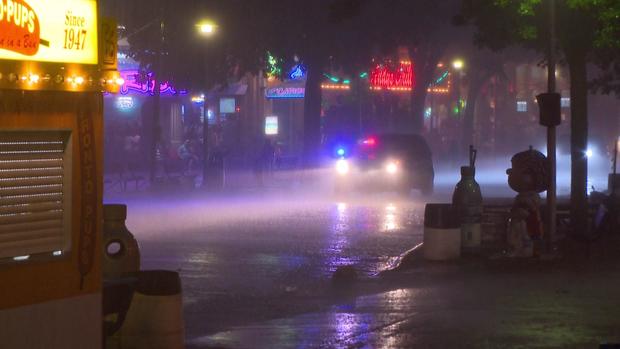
452,59,464,70
197,22,216,36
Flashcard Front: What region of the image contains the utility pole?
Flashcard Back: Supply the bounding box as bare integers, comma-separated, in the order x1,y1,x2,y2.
546,0,557,253
202,96,210,188
196,21,217,189
150,8,164,185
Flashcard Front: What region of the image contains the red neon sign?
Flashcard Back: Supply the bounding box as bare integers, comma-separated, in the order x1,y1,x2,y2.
369,61,414,91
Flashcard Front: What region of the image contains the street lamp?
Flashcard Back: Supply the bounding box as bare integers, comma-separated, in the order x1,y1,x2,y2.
197,22,217,36
451,58,466,160
451,59,465,118
197,20,217,189
452,59,464,70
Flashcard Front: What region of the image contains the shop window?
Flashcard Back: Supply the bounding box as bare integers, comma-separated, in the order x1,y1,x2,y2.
0,131,72,261
220,98,236,114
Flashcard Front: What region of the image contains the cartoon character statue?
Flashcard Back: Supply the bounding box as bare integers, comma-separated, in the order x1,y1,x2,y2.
506,147,550,257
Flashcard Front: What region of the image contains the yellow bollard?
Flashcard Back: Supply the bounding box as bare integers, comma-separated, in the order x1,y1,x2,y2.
116,270,184,349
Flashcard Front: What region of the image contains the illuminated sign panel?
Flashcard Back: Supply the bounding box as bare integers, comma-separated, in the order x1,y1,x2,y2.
115,96,135,112
370,61,414,91
265,86,305,99
220,98,235,113
265,116,278,135
0,0,98,64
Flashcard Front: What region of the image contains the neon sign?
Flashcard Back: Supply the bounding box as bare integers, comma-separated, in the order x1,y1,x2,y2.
288,64,306,80
265,86,305,99
321,84,350,90
427,70,451,94
266,51,282,79
370,61,414,92
118,70,186,96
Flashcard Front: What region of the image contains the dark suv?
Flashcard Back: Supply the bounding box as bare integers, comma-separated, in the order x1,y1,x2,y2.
334,133,434,195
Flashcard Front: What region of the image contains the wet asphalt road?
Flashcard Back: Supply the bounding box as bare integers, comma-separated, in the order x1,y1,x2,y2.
101,160,618,348
106,186,432,345
104,173,620,348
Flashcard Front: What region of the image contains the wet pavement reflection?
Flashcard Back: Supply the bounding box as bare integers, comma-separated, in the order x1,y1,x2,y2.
106,179,620,348
190,288,426,349
114,192,426,345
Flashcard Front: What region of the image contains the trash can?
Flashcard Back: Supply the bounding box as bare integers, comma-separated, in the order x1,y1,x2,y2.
423,203,461,261
206,152,224,190
115,270,184,349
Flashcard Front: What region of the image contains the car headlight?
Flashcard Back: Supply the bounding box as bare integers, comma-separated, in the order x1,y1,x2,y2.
386,161,399,174
336,159,350,175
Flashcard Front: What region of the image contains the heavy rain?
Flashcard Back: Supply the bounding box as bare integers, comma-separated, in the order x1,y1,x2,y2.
1,0,620,348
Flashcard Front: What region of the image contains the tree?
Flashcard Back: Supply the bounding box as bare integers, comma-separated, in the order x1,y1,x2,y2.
461,0,620,235
460,49,507,151
211,0,371,167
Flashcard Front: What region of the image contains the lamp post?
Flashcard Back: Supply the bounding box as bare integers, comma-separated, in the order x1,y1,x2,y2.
118,16,165,185
197,21,217,189
452,59,465,147
546,0,557,253
151,11,165,186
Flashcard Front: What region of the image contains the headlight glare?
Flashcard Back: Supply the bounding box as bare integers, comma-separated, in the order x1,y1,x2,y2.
336,159,350,175
386,161,398,174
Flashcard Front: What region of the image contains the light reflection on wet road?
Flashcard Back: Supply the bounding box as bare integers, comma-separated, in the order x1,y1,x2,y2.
110,191,427,345
190,287,430,349
105,169,620,348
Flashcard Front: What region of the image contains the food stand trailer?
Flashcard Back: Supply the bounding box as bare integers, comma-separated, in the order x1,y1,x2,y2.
0,1,120,347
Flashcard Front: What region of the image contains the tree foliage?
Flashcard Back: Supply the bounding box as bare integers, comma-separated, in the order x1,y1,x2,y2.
461,0,620,236
462,0,620,93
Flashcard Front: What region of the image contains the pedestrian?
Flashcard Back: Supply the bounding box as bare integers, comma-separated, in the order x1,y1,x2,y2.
178,139,199,175
123,126,141,177
274,142,283,170
261,139,275,176
253,153,264,188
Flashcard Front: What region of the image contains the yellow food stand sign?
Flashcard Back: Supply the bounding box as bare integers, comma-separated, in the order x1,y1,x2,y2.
0,0,122,93
0,0,98,64
1,1,117,347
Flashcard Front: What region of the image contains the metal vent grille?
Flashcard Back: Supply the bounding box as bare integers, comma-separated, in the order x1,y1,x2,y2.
0,131,71,260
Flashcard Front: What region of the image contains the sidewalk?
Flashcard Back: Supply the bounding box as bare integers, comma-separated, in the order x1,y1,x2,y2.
104,166,319,194
189,235,620,349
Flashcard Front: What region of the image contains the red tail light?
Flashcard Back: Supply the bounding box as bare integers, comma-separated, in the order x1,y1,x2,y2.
362,137,377,146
